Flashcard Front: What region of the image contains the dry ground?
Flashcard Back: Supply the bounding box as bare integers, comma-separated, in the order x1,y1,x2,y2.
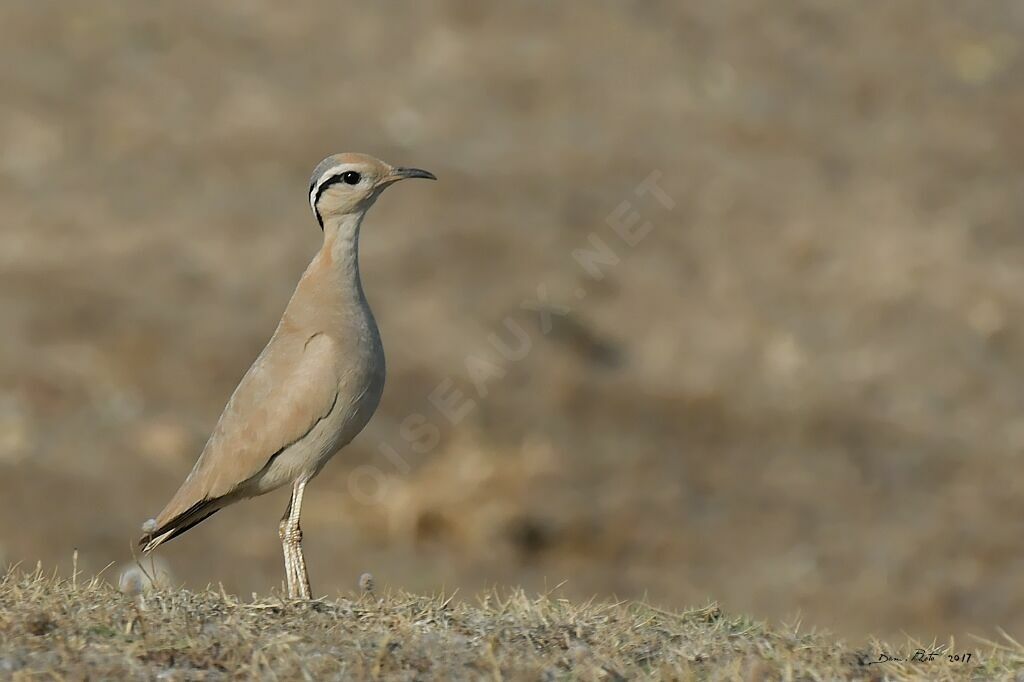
2,0,1024,644
1,568,1020,681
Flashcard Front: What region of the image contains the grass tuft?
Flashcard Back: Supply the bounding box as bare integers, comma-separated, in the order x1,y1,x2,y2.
0,566,1019,680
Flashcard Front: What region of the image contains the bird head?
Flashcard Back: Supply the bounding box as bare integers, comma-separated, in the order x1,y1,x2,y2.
308,153,435,229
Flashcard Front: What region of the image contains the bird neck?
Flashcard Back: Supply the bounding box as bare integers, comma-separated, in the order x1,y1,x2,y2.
320,211,369,304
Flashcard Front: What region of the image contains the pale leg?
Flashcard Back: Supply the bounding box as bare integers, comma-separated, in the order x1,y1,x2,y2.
281,478,311,599
279,498,297,597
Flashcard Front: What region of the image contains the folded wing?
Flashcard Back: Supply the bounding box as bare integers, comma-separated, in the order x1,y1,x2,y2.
140,332,339,551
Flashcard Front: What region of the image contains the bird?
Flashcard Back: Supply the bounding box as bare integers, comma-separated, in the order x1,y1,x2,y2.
139,153,436,599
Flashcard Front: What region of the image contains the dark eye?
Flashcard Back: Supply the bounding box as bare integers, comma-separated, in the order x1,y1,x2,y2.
342,171,361,185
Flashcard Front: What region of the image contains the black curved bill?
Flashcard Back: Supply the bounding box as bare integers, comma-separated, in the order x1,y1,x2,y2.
392,167,437,181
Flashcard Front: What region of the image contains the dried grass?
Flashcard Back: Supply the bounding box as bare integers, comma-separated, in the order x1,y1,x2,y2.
1,566,1020,680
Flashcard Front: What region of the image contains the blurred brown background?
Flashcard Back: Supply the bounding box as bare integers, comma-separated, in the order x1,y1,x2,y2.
2,1,1024,642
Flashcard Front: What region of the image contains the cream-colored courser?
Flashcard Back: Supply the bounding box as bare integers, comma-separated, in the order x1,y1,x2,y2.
139,153,435,598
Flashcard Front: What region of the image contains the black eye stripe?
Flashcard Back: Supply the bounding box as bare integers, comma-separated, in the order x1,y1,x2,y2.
314,174,346,205
314,171,363,201
311,171,363,230
312,177,338,230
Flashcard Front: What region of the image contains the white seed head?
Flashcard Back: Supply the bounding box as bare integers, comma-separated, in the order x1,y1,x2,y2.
358,572,375,594
118,558,173,596
119,567,146,596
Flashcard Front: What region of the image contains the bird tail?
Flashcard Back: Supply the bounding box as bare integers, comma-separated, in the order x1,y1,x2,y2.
138,497,224,553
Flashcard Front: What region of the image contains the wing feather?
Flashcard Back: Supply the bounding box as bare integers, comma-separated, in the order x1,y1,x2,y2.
140,331,339,548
